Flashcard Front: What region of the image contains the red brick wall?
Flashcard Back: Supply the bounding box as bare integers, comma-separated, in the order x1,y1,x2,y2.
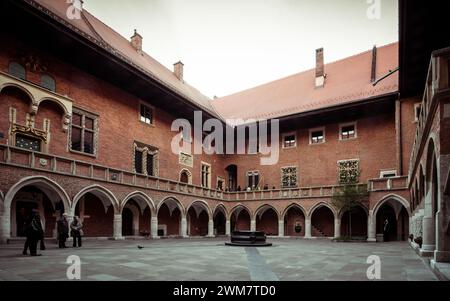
81,193,114,237
311,207,334,237
284,207,305,236
340,207,368,237
158,204,181,236
231,210,250,231
188,209,208,236
256,209,278,235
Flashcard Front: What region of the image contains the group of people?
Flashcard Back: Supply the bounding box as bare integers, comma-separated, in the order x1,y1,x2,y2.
23,211,84,256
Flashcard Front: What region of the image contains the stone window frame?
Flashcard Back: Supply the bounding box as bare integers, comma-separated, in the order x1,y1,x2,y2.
133,142,159,177
414,103,422,123
179,168,193,184
201,161,212,188
380,169,397,178
309,126,326,145
282,131,297,149
246,170,260,190
281,166,298,188
216,176,225,191
337,159,360,184
139,101,155,126
339,121,358,141
69,107,99,157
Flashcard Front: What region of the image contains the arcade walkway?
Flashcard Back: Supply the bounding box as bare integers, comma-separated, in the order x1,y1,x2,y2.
0,239,437,281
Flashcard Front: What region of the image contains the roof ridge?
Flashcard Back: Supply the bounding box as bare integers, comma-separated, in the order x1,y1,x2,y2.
215,41,398,101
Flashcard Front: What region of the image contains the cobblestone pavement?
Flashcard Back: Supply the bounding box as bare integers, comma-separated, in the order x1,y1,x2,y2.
0,238,438,281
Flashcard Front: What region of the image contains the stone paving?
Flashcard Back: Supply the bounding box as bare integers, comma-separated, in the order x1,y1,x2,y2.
0,238,438,281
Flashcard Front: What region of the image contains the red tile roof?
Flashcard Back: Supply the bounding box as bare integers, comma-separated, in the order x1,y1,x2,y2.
212,42,399,121
30,1,398,123
31,0,219,117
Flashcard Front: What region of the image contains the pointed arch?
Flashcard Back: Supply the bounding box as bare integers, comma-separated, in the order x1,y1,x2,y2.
121,191,156,215
186,200,212,219
157,196,185,216
254,204,280,220
282,203,307,220
213,203,228,219
0,83,35,103
72,184,119,214
372,194,411,217
4,176,70,212
307,202,337,219
230,203,252,217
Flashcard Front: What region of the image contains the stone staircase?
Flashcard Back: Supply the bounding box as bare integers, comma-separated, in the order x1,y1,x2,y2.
312,225,327,237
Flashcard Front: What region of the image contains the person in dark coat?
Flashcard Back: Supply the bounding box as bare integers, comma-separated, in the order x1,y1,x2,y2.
22,213,32,256
70,216,83,248
24,210,44,256
57,213,69,248
383,219,389,242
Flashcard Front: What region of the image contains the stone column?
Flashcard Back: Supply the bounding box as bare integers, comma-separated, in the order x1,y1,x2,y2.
434,210,450,262
225,219,231,236
151,216,159,239
113,214,124,240
305,217,312,238
278,220,284,237
421,191,436,254
334,217,341,238
207,219,214,237
367,210,376,242
250,219,256,232
181,217,188,238
0,212,11,244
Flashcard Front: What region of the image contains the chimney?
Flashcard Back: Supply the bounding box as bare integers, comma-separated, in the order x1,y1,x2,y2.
174,61,184,81
371,45,377,83
130,29,143,53
315,48,325,88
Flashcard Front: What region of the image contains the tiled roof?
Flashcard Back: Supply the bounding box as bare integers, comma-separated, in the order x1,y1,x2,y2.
30,1,398,123
31,0,219,117
212,42,399,121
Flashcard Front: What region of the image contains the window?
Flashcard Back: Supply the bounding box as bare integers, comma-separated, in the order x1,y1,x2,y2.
414,103,422,122
41,75,56,92
338,159,360,184
9,62,26,80
180,169,192,184
140,103,154,125
281,166,298,188
246,171,260,190
310,127,325,144
133,142,158,176
16,134,41,152
217,177,225,191
201,163,211,188
380,170,397,178
70,109,97,155
340,123,357,140
282,132,296,148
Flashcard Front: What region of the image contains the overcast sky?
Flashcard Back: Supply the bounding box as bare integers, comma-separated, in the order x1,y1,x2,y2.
84,0,398,98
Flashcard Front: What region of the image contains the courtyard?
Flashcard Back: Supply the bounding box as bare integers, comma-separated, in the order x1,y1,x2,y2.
0,238,438,281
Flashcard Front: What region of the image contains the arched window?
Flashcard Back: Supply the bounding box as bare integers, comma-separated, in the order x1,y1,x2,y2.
180,169,192,184
8,62,26,80
41,75,56,92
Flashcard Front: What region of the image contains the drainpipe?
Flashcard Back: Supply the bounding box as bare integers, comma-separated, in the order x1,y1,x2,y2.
395,96,403,175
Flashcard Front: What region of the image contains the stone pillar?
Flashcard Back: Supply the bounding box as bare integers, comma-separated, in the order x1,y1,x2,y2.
421,216,436,253
305,217,312,238
434,210,450,262
367,210,376,242
225,219,231,236
334,217,341,238
0,212,11,244
113,214,124,240
181,217,188,238
250,219,256,232
278,220,284,237
151,216,159,239
207,219,214,237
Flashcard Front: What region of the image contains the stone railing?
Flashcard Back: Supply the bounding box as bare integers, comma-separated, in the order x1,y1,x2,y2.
368,176,409,191
408,47,450,184
0,144,385,202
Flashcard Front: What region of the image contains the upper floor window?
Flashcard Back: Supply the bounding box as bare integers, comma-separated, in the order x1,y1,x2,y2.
140,103,154,125
133,142,158,176
310,127,325,144
9,62,26,80
246,170,260,190
282,132,296,148
380,170,397,178
338,159,360,184
16,134,41,152
41,74,56,92
201,162,211,188
281,166,298,188
340,122,357,140
70,108,98,156
414,103,422,123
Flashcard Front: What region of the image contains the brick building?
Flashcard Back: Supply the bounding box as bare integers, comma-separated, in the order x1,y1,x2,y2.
0,0,449,265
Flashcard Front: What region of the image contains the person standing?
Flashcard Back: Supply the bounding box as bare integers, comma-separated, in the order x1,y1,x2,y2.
57,213,69,248
70,216,83,248
383,219,389,242
26,211,44,256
